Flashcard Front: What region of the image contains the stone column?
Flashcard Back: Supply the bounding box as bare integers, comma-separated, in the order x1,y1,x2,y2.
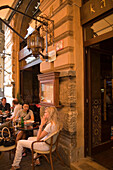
57,70,77,165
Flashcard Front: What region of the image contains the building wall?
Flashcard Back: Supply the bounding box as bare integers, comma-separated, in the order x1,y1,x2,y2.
39,0,84,165
4,0,31,99
4,0,84,165
10,0,37,98
4,24,13,104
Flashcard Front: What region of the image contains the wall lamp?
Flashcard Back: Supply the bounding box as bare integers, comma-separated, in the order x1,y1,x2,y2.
0,5,54,60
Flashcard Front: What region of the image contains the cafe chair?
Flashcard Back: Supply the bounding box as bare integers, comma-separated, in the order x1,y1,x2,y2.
31,129,63,170
0,144,16,160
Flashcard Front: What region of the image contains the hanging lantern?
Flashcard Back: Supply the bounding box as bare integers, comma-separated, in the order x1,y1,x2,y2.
27,29,44,57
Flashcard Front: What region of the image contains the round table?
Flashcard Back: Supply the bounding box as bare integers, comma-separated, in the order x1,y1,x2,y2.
16,124,39,137
0,114,8,123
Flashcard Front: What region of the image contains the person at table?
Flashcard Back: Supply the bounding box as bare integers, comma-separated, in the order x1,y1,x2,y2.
0,97,11,117
6,99,22,122
15,102,34,141
10,106,61,170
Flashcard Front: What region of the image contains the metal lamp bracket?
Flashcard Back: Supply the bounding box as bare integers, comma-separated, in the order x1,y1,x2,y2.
0,5,54,60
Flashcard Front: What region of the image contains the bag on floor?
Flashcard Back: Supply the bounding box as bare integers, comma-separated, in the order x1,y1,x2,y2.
2,127,15,147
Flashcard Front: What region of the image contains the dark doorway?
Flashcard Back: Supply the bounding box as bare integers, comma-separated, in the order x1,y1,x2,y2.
85,37,113,156
20,64,40,122
20,65,40,104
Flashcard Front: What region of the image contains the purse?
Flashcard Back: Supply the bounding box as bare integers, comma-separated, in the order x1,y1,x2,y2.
2,127,15,147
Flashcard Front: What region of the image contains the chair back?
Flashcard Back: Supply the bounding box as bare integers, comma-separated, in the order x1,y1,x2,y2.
44,130,60,150
31,129,62,170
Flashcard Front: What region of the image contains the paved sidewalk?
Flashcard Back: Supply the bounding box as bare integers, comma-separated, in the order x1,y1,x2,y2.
71,157,108,170
0,151,111,170
0,151,71,170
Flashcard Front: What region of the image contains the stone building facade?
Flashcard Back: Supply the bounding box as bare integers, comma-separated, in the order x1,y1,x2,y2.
4,0,84,167
2,0,113,167
38,0,84,164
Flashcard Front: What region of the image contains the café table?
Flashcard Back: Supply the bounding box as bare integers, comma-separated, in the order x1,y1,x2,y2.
16,122,39,136
0,120,11,130
0,113,7,123
16,125,39,131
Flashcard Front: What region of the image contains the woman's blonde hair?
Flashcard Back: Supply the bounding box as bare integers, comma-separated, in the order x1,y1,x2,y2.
45,106,62,130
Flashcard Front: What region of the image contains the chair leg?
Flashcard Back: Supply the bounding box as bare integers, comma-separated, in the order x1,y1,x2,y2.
50,153,53,170
56,149,64,165
43,154,50,164
32,152,35,170
0,152,4,160
9,151,11,160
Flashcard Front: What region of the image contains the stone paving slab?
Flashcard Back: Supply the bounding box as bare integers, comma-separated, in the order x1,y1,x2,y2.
71,157,108,170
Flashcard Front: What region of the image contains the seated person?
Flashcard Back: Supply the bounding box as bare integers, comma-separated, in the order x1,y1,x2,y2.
0,97,11,117
14,102,34,157
11,106,61,170
15,102,34,141
6,99,22,122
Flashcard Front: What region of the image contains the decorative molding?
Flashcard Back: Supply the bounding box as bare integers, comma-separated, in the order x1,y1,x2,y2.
55,31,73,42
54,16,73,30
59,70,76,78
57,46,73,55
40,0,72,17
54,63,74,71
40,0,55,12
53,0,72,18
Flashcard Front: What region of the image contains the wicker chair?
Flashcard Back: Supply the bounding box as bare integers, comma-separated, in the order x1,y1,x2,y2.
31,129,63,170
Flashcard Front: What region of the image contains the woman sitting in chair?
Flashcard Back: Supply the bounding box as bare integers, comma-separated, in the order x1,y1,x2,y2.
15,102,34,141
11,106,61,170
14,102,34,157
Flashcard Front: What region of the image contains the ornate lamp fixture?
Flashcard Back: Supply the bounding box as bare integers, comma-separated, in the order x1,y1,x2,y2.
27,15,54,60
27,24,44,58
0,5,54,61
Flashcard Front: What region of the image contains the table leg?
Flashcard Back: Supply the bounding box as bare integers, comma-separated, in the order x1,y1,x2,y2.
0,151,4,160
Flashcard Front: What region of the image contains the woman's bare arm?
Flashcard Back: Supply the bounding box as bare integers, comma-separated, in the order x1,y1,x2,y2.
37,116,48,141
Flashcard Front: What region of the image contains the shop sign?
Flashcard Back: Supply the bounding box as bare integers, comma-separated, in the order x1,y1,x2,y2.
56,40,64,51
81,0,113,25
48,50,56,62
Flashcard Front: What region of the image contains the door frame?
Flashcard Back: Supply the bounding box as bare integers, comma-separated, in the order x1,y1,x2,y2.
84,47,92,156
84,45,113,156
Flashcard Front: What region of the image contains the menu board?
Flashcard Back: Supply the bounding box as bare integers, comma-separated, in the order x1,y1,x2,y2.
41,82,54,103
38,72,60,107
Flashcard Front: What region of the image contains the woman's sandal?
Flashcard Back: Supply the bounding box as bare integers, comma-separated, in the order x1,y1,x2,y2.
35,158,41,166
31,158,41,166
